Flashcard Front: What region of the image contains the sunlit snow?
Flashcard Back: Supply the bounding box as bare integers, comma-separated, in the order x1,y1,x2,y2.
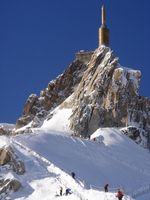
0,109,150,200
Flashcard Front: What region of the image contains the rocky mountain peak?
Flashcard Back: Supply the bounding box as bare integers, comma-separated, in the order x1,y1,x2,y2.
15,46,150,147
68,46,149,146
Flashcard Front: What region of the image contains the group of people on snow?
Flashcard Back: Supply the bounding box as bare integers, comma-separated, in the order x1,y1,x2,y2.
58,172,124,200
59,186,72,196
104,184,124,200
58,172,75,196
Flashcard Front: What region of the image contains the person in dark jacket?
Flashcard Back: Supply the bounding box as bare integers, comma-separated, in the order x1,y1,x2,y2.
116,189,124,200
71,172,75,179
59,186,63,196
65,188,72,195
104,184,109,192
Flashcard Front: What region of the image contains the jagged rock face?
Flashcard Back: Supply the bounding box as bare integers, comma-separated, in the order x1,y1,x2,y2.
122,127,141,141
16,60,87,129
0,146,24,197
0,148,11,165
128,96,150,130
0,179,21,194
127,96,150,147
0,147,25,175
69,46,150,139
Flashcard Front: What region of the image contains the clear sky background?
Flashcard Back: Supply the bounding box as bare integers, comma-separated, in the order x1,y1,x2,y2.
0,0,150,123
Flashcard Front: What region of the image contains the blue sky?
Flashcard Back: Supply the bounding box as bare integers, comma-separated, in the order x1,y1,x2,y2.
0,0,150,123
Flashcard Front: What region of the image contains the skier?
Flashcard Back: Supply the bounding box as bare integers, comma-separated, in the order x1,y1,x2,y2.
116,189,124,200
104,183,109,192
65,188,72,195
71,172,75,179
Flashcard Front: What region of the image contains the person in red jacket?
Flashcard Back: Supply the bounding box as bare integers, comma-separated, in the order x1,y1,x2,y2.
116,189,124,200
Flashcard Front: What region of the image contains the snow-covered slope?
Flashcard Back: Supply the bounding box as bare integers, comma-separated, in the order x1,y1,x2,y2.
40,107,72,134
1,124,150,200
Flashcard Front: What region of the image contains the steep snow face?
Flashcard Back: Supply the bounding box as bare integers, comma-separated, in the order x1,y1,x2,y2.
1,128,149,200
39,108,73,134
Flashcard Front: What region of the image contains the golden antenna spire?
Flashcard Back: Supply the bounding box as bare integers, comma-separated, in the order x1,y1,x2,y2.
102,5,106,25
98,5,110,46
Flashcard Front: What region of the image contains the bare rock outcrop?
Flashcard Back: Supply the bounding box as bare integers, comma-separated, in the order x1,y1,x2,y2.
0,179,21,194
121,126,147,147
0,146,24,198
0,147,25,175
0,148,11,165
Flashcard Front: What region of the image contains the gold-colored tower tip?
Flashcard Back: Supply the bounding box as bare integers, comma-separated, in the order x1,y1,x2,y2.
99,4,110,46
101,5,106,26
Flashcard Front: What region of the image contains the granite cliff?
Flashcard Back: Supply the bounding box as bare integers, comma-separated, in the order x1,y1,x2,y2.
15,46,150,148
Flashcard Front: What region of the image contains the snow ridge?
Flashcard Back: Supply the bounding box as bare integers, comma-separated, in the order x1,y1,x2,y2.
1,127,148,200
